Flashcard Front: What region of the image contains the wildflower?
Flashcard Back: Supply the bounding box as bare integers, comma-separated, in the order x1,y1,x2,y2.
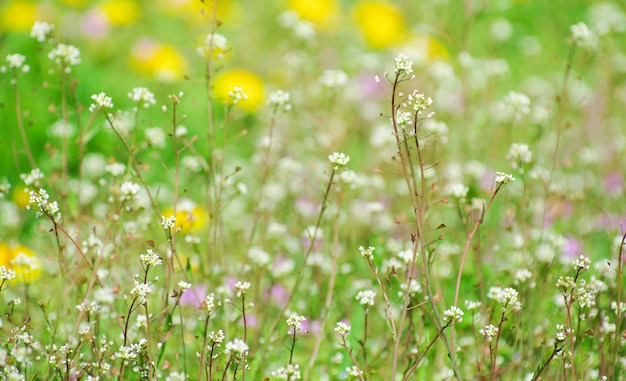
130,39,187,82
10,246,42,283
197,33,228,59
319,69,348,89
48,43,81,70
3,54,29,73
19,168,43,186
267,89,292,112
355,290,376,306
161,215,177,231
479,324,499,343
573,255,591,272
145,127,166,148
165,371,186,381
405,90,434,115
224,339,248,361
130,281,152,305
0,266,17,283
487,286,521,311
31,21,54,42
328,152,350,169
464,300,482,310
288,0,338,29
98,0,140,26
495,172,515,185
334,321,351,338
27,188,61,222
213,69,265,112
119,181,140,202
89,93,114,112
445,183,469,200
513,269,533,285
162,201,209,234
359,245,375,261
346,365,363,377
506,143,532,170
570,22,597,49
205,293,220,314
496,91,530,122
443,306,464,323
354,1,406,48
556,276,575,290
128,87,156,109
235,281,251,298
139,249,162,268
394,53,413,76
209,330,225,345
286,312,306,334
271,363,302,380
555,324,566,342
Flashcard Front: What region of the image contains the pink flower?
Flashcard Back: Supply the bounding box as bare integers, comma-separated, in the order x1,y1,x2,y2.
179,285,207,308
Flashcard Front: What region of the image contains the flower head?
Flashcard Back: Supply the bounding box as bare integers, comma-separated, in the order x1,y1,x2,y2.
89,93,114,113
328,152,350,170
128,87,156,109
31,21,54,42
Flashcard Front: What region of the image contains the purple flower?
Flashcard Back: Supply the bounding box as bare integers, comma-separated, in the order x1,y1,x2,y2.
179,285,207,308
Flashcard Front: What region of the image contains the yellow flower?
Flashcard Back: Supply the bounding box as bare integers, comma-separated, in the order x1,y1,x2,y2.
288,0,339,29
404,32,450,64
0,242,42,284
213,69,265,113
131,40,187,82
12,185,30,209
163,204,209,235
353,1,407,49
1,0,39,32
98,0,140,26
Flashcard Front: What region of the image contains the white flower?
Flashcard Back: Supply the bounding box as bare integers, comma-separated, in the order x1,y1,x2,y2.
48,43,81,68
355,290,376,306
128,87,156,108
225,339,249,360
5,54,26,69
334,321,351,338
496,91,530,122
119,181,140,202
267,89,291,112
443,306,464,323
319,69,348,89
495,172,515,185
506,143,532,169
445,183,469,200
30,21,54,42
479,324,499,343
573,255,591,271
235,281,251,297
228,86,248,105
394,53,413,76
139,249,162,268
271,363,301,380
209,329,225,344
328,152,350,169
105,163,126,177
145,127,166,148
286,313,306,332
130,281,152,305
359,245,375,261
27,188,61,222
20,168,44,186
197,33,228,59
570,22,597,49
89,93,114,112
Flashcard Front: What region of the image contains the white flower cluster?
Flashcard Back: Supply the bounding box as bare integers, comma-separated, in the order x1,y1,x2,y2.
359,245,375,261
319,69,348,89
31,21,54,42
161,215,177,230
506,143,532,170
89,92,114,112
487,286,521,311
555,324,567,342
267,89,292,112
235,281,251,298
479,324,499,343
495,172,515,185
328,152,350,169
570,22,597,49
443,306,465,323
225,338,249,360
114,339,147,362
209,329,225,344
556,275,575,290
145,127,166,148
48,43,81,70
394,53,413,76
445,183,469,200
271,363,302,380
119,181,140,202
228,86,248,105
334,321,351,338
205,293,220,314
573,255,591,272
406,90,434,117
496,91,530,122
27,188,61,222
286,312,306,332
128,87,156,108
130,281,152,305
1,53,30,74
197,33,228,59
0,265,17,282
355,290,376,306
139,249,162,268
20,168,44,186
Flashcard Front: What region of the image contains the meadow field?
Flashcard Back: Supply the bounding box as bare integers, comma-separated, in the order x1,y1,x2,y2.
0,0,625,379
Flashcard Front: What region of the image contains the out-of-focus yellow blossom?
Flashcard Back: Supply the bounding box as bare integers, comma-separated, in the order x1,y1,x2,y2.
353,1,407,49
163,205,210,235
10,244,42,283
12,185,30,209
1,1,39,32
98,0,140,26
404,33,450,64
131,40,187,82
0,242,42,284
59,0,88,7
213,69,265,113
162,0,238,24
288,0,339,29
